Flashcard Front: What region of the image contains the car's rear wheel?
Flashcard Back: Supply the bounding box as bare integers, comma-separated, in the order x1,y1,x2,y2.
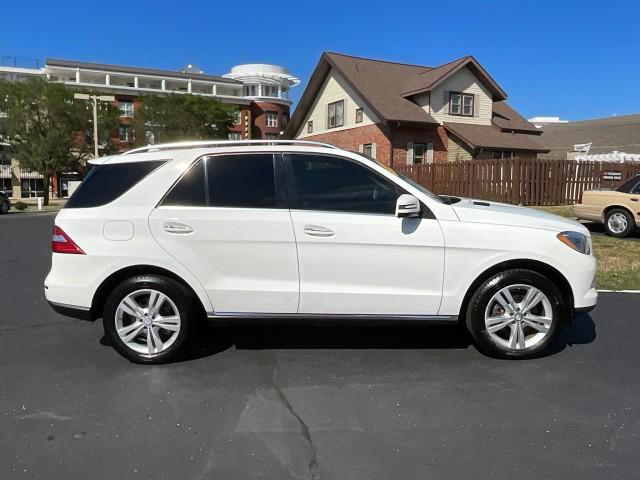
103,275,196,363
466,269,565,359
0,200,9,214
604,208,634,238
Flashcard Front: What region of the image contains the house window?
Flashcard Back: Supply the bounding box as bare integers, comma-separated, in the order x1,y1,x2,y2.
119,101,134,118
282,115,288,130
449,92,474,116
307,121,313,134
265,133,279,140
266,111,278,128
118,125,134,143
355,108,363,123
327,100,344,128
228,132,241,140
413,143,426,164
363,144,373,158
492,150,513,159
232,110,241,125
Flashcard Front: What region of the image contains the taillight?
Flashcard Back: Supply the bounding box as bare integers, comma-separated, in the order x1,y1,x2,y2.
51,226,85,254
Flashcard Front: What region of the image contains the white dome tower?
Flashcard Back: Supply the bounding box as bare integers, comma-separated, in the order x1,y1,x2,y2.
223,64,300,104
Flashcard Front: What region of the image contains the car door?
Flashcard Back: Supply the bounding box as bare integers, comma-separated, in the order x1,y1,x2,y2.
284,152,445,316
149,153,299,314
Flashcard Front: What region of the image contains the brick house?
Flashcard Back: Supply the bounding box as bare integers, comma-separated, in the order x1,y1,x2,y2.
285,52,548,166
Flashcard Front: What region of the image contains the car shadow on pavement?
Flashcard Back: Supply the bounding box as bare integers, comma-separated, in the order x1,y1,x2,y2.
177,314,597,361
100,315,597,362
549,313,597,354
176,323,473,361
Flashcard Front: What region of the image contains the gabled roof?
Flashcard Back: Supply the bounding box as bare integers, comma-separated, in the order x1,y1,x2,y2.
287,52,512,136
401,56,507,100
286,52,538,150
46,58,240,85
287,52,440,136
444,122,549,153
492,102,541,133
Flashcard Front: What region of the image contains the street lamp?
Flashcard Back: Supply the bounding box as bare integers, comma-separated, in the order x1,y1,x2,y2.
74,93,115,159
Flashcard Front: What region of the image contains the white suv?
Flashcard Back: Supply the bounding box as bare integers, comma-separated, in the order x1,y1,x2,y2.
45,140,597,363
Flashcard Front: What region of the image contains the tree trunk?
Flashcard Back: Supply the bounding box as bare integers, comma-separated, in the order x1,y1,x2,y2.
42,173,50,207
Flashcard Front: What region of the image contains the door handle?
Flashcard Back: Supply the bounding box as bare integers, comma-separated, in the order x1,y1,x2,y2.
303,224,335,237
631,198,639,202
163,221,194,234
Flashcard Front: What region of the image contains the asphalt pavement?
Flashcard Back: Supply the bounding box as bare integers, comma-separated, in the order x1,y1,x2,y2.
0,212,638,479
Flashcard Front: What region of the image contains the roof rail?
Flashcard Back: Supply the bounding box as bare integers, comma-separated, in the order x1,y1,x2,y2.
122,139,339,155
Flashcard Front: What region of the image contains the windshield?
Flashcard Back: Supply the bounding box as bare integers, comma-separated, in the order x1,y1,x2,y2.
356,153,444,204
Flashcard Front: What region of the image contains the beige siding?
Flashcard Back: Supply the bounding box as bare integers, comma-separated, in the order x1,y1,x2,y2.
423,66,492,126
295,70,379,138
447,136,473,161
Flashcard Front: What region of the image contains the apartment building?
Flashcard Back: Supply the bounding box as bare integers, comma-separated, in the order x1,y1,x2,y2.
0,58,299,198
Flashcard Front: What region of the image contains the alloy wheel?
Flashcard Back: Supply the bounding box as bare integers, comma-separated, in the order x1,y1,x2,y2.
115,289,181,357
607,212,628,234
484,284,553,351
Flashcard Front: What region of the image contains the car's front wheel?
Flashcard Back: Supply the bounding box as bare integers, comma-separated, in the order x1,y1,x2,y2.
466,269,565,359
103,275,197,363
0,200,9,214
604,208,634,238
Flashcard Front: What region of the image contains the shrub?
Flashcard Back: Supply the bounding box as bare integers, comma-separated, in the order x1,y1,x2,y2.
14,201,28,211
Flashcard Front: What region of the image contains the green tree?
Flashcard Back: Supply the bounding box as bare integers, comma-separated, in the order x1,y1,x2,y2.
0,78,119,205
133,93,236,145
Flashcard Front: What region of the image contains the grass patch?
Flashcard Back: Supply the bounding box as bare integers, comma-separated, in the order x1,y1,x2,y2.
591,235,640,290
531,205,639,290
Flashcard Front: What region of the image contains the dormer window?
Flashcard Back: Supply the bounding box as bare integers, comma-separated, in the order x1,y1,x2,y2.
449,92,474,116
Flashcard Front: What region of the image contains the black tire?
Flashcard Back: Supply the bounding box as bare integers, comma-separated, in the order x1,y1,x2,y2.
0,200,9,214
604,208,634,238
465,269,566,359
103,274,198,364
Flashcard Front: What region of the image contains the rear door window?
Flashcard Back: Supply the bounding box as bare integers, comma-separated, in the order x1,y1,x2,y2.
65,160,166,208
207,154,276,208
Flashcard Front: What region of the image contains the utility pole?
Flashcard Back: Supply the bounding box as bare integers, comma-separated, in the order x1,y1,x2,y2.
74,93,115,158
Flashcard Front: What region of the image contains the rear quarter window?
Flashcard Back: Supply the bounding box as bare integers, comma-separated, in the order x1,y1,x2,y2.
65,160,166,208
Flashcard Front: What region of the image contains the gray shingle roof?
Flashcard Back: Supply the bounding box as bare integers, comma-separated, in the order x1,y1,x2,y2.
540,114,640,158
286,52,536,148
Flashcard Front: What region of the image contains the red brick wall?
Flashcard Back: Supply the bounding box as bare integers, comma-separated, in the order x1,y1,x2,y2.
251,101,290,139
302,123,450,167
228,106,252,139
301,124,393,164
388,124,448,166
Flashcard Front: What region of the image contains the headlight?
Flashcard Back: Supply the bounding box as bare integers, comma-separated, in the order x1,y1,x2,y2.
557,231,591,255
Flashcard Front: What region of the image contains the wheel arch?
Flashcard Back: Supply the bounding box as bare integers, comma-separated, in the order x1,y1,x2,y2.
458,259,574,321
602,204,635,221
90,264,208,320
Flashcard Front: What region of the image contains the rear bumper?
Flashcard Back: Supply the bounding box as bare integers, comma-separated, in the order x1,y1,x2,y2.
46,299,94,321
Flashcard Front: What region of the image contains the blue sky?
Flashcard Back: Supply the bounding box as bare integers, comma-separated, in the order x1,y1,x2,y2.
2,0,638,120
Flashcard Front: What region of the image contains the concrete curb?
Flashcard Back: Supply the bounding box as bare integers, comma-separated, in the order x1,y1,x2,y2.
597,289,640,294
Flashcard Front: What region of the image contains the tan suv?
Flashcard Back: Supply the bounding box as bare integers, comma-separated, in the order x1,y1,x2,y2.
575,174,640,237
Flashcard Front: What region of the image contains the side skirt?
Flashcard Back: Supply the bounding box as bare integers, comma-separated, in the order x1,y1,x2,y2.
206,312,459,326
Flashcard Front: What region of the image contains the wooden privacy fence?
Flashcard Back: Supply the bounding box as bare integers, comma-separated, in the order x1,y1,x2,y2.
395,158,640,206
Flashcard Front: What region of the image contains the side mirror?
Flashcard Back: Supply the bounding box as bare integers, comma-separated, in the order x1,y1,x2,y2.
395,194,421,218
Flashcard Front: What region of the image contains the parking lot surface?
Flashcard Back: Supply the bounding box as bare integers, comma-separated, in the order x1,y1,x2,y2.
1,212,639,479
